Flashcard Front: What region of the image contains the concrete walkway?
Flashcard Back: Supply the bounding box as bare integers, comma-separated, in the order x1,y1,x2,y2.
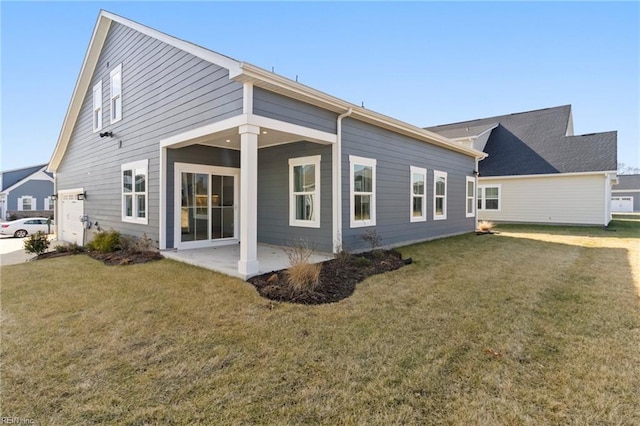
0,235,59,266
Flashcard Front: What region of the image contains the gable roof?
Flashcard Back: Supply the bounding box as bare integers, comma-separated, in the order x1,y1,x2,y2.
614,174,640,190
426,105,617,177
48,10,484,171
1,164,49,192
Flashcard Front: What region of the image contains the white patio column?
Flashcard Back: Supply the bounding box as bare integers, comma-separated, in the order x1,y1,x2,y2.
238,124,260,277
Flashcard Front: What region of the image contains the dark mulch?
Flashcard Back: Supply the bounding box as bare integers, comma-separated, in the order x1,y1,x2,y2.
35,250,163,265
248,249,412,305
88,250,163,266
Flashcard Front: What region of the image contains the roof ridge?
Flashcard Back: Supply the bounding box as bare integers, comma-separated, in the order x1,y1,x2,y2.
427,105,572,129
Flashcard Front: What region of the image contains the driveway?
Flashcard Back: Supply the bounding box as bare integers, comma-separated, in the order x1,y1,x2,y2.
0,235,35,266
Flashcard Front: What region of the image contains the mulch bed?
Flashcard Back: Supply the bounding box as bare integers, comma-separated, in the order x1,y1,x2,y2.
88,250,163,266
248,249,412,305
35,250,163,265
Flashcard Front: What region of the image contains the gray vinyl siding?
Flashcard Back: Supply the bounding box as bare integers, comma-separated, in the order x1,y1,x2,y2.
253,87,337,134
7,180,54,210
257,142,333,252
166,145,240,248
56,21,243,245
341,117,476,251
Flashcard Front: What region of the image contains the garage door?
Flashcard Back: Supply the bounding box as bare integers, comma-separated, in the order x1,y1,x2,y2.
60,193,85,245
611,197,633,213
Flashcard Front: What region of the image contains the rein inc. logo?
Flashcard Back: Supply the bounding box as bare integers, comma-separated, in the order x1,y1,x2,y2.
1,418,36,424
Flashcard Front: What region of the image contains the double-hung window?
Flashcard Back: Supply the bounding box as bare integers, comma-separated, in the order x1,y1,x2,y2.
433,170,447,220
466,176,476,217
350,155,376,227
18,196,36,211
110,64,122,123
122,160,148,224
92,81,103,132
477,185,501,210
289,155,321,228
410,166,427,222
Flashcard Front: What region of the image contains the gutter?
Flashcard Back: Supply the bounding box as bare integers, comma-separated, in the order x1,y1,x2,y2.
333,108,353,253
234,63,487,160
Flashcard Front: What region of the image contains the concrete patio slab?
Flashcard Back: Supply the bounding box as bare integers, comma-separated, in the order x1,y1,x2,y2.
162,243,333,279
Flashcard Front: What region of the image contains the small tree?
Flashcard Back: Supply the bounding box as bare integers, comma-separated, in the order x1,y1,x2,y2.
24,232,50,255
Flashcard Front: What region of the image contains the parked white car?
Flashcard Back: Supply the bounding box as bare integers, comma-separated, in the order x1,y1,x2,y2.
0,218,54,238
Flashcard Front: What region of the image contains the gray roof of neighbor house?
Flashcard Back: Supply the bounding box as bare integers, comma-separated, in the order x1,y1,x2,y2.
1,164,49,191
426,105,617,177
614,174,640,190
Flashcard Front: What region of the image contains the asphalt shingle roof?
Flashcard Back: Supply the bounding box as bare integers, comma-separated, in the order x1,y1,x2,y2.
1,164,48,191
426,105,617,177
615,174,640,190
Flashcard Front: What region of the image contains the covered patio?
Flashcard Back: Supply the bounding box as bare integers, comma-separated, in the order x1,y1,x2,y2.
159,85,338,279
162,243,333,279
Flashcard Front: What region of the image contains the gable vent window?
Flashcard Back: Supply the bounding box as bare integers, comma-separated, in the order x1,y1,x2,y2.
110,64,122,123
92,81,103,132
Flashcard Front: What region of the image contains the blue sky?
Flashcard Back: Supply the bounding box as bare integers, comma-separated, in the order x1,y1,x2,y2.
1,1,639,171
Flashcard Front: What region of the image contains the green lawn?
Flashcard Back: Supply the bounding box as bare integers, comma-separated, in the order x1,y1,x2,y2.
1,221,639,424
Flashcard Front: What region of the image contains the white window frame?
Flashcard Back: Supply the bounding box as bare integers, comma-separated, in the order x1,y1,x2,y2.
288,155,321,228
433,170,447,220
92,80,103,133
349,155,376,228
410,166,427,222
44,196,54,210
18,196,36,211
466,176,476,218
121,160,149,224
478,185,501,211
110,64,122,124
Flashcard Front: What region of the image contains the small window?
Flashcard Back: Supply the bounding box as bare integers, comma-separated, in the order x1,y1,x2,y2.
110,64,122,123
410,166,427,222
93,81,103,132
289,155,321,228
121,160,148,224
433,170,447,220
466,177,475,218
478,185,501,211
350,155,376,228
18,196,36,211
44,197,54,210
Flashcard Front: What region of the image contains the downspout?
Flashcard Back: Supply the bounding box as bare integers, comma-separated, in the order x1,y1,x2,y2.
332,108,353,253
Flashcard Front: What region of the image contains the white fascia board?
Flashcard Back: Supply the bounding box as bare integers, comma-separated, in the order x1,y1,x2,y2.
101,11,241,74
612,189,640,193
49,13,111,172
478,170,618,181
248,114,336,144
235,63,486,160
49,10,242,172
160,113,337,148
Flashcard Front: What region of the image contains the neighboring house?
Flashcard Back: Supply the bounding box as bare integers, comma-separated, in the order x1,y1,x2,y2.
48,10,486,278
0,164,54,220
427,106,618,226
612,174,640,212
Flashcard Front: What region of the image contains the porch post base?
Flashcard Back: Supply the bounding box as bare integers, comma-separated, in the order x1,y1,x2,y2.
238,259,260,278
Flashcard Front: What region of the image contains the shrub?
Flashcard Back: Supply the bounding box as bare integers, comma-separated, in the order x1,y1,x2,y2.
54,243,84,254
478,220,495,232
87,230,121,253
360,229,383,252
355,256,372,268
24,232,50,255
120,233,156,253
283,240,322,293
285,262,322,294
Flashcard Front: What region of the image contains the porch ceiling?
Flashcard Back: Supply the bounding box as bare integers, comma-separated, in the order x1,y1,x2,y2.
172,126,315,151
162,114,336,151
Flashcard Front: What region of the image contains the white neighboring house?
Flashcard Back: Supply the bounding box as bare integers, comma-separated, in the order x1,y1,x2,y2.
612,174,640,213
0,164,55,221
427,105,618,226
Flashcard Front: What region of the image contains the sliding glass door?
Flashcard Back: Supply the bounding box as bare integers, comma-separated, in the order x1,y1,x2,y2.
177,165,238,247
